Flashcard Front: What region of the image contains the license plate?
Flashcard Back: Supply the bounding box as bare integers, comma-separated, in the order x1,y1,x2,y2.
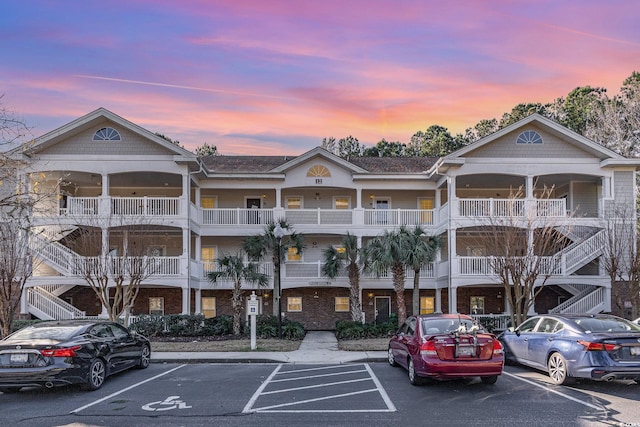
10,353,28,363
456,346,474,356
631,347,640,356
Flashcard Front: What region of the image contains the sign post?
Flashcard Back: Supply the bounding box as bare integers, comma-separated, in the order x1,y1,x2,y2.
248,291,259,350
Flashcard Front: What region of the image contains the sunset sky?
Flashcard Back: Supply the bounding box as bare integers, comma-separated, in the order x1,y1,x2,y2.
2,1,639,155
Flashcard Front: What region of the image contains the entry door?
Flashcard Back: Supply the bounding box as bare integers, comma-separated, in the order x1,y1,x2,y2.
246,198,262,224
375,199,390,224
375,296,391,325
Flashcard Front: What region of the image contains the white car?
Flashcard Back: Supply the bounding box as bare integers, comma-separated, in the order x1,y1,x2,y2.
634,317,640,325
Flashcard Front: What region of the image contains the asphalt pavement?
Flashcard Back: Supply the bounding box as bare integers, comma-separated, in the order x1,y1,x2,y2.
150,330,388,364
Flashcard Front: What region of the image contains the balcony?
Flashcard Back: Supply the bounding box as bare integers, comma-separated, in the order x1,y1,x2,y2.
57,196,181,217
456,198,567,218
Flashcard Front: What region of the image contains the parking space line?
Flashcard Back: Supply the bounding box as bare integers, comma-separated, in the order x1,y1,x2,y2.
242,363,396,414
261,377,373,395
502,371,603,410
249,388,381,412
70,364,186,414
270,368,368,383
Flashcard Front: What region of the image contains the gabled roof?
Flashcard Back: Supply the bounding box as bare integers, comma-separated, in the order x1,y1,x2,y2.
21,107,197,160
428,113,631,175
201,146,437,175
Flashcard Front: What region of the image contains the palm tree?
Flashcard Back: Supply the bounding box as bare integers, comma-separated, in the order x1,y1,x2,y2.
405,226,441,315
242,220,305,317
321,233,362,322
363,226,414,325
207,253,270,335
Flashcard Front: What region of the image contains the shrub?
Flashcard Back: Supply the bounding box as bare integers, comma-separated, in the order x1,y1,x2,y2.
202,315,235,336
255,315,305,340
335,319,397,340
129,315,166,337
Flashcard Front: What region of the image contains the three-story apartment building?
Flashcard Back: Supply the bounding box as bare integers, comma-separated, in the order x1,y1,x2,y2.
15,108,640,330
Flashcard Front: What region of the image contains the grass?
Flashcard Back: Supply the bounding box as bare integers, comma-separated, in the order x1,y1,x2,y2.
150,337,390,352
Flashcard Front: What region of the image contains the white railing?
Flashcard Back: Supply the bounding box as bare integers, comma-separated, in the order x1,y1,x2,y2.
201,208,274,225
550,287,605,314
81,256,182,276
112,197,180,216
61,197,100,216
284,209,354,225
457,198,566,218
27,287,85,320
471,314,511,332
458,256,561,276
30,233,79,274
563,230,605,273
363,209,435,226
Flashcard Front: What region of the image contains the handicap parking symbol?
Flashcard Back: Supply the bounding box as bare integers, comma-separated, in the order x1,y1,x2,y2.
142,395,192,412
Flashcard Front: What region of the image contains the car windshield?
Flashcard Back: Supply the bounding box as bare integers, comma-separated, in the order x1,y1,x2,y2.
7,325,85,341
421,318,482,334
574,317,640,333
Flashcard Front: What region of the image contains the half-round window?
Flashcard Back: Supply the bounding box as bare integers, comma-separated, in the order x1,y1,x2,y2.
516,130,542,144
93,127,121,141
306,165,331,177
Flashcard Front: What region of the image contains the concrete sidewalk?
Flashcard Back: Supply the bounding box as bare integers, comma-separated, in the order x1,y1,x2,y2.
150,331,388,364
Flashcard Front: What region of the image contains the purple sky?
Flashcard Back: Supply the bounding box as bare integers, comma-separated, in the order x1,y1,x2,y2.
2,1,639,154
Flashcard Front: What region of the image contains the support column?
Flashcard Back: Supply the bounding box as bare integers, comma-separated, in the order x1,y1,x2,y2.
449,286,458,314
435,288,442,313
182,287,189,314
194,288,202,314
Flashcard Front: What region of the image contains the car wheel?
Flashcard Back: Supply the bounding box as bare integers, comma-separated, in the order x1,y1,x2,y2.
0,387,21,394
83,358,106,391
387,347,398,367
481,375,498,385
137,344,151,369
408,358,424,386
548,352,573,385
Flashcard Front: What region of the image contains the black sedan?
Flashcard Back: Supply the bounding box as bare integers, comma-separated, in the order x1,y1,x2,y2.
0,320,150,393
499,313,640,385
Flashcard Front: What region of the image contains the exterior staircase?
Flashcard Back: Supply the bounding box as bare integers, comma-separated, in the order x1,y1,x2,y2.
560,229,605,275
549,286,606,314
27,287,85,320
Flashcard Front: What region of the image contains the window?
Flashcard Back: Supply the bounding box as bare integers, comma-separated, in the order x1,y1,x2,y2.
93,127,121,141
201,246,216,261
516,130,543,144
518,317,540,333
286,197,302,209
335,297,349,312
287,297,302,312
418,198,434,224
420,297,435,314
287,247,301,261
201,196,216,209
202,297,216,318
149,297,164,315
334,197,350,209
147,246,165,257
470,296,485,315
306,165,331,177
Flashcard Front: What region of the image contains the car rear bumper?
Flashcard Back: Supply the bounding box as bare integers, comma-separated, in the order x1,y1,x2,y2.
585,367,640,382
418,357,504,379
0,365,86,388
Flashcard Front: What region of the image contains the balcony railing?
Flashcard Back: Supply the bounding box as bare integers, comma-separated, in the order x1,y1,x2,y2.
364,209,434,226
58,196,181,217
198,260,434,280
457,198,566,218
458,256,562,276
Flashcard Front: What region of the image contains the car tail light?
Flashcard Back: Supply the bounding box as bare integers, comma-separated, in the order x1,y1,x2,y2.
40,345,82,357
420,340,437,356
577,340,620,351
492,339,503,355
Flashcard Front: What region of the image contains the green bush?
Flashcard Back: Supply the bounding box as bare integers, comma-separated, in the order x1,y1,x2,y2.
335,319,397,340
202,315,235,336
255,315,305,340
129,315,166,337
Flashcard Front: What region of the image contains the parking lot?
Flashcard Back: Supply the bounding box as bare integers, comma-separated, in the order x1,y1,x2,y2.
1,362,639,427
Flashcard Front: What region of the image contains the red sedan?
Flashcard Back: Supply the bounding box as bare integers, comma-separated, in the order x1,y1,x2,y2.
388,314,504,385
